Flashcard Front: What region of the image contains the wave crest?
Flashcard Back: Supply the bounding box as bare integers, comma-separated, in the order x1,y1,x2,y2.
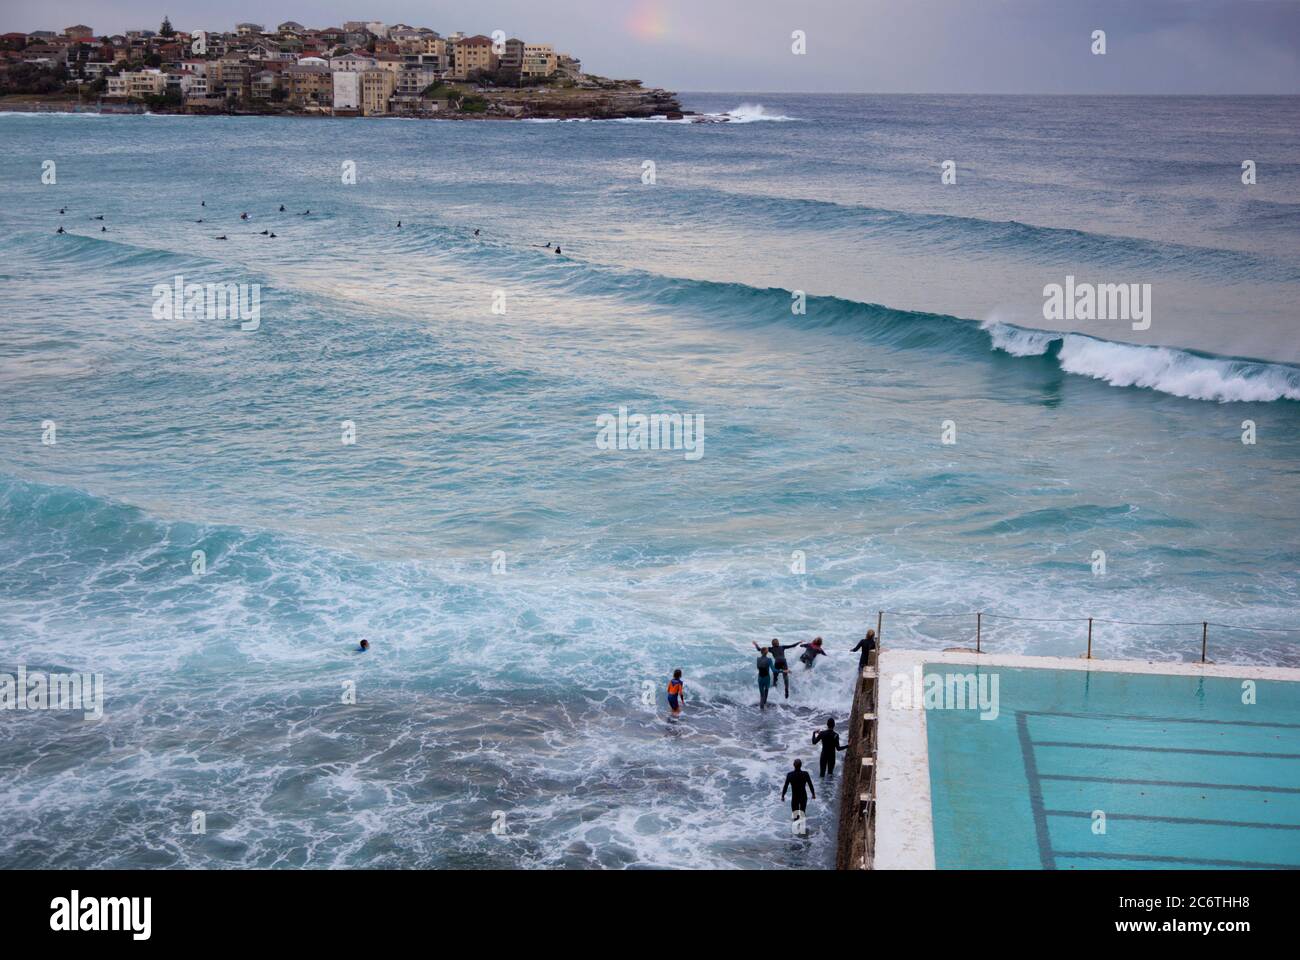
983,320,1300,402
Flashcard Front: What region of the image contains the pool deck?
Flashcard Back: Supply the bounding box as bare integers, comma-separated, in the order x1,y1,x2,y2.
874,649,1300,870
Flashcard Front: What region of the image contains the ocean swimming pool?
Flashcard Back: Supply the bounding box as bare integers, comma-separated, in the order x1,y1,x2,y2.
876,652,1300,869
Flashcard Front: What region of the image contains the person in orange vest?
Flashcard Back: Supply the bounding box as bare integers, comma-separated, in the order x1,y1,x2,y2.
666,669,685,717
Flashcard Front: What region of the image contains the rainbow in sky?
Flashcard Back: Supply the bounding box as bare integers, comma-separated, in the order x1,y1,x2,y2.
626,0,670,40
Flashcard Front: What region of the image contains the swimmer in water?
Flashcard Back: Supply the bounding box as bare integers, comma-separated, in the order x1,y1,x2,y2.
397,221,401,228
201,200,205,207
215,235,227,240
666,669,685,717
781,758,815,819
59,208,65,215
260,230,269,235
269,232,277,238
473,229,479,236
56,226,65,234
755,638,794,699
798,637,827,669
358,639,370,652
93,215,104,221
756,647,774,709
279,205,285,212
100,226,106,232
240,212,249,220
812,717,848,778
554,246,561,255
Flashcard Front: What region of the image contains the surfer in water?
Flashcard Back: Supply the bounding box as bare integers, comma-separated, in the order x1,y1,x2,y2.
666,669,685,718
812,717,848,778
215,235,227,240
554,246,562,255
798,637,827,669
358,639,370,652
56,226,65,234
754,638,794,698
279,205,285,212
756,646,774,709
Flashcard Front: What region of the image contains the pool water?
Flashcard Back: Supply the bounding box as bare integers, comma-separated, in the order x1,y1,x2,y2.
924,665,1300,869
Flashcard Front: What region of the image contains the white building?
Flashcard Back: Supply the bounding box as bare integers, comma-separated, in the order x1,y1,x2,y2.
332,70,361,111
330,52,377,72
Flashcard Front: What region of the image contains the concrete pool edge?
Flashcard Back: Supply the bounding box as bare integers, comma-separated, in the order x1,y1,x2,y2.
872,649,1300,870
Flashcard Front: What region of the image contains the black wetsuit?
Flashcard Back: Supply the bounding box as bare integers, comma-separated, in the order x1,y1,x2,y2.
851,635,877,669
813,726,847,777
782,768,815,813
769,641,793,697
799,643,826,668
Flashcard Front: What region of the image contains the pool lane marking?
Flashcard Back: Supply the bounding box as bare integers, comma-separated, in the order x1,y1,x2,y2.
1025,710,1300,729
1015,710,1056,870
1039,773,1300,793
1043,809,1300,831
1034,739,1300,760
1051,850,1298,870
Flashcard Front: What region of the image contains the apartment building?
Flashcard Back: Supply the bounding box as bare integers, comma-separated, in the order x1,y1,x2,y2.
451,35,496,79
521,43,557,78
360,67,396,115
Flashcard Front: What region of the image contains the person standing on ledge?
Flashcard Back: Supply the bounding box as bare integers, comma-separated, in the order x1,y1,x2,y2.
851,630,876,669
755,646,774,709
781,758,815,819
812,717,848,778
754,638,794,698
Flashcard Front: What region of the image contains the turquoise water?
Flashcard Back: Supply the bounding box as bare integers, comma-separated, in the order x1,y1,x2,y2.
0,95,1298,869
925,665,1300,869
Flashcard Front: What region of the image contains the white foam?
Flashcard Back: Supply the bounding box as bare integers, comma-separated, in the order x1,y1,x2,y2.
982,320,1060,357
982,319,1300,402
722,103,798,123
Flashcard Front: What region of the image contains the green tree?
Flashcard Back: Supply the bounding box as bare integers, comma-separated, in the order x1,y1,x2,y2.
160,17,175,38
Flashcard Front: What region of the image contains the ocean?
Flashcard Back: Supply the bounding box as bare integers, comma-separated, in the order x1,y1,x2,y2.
0,94,1297,869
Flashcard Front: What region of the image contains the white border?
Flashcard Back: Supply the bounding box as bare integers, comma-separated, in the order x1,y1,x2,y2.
872,649,1300,870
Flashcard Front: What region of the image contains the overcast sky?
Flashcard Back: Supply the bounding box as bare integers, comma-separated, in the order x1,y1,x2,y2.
7,0,1300,93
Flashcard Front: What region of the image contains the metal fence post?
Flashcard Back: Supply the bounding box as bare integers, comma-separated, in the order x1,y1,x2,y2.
976,612,982,653
1201,621,1208,663
1087,617,1093,659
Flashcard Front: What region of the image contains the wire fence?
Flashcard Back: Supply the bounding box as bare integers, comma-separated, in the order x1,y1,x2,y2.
870,610,1300,663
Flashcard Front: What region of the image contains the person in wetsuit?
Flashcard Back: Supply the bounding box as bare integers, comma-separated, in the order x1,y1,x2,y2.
851,630,877,670
666,669,685,717
754,638,794,698
798,637,827,669
812,717,849,778
781,758,815,816
755,647,774,709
